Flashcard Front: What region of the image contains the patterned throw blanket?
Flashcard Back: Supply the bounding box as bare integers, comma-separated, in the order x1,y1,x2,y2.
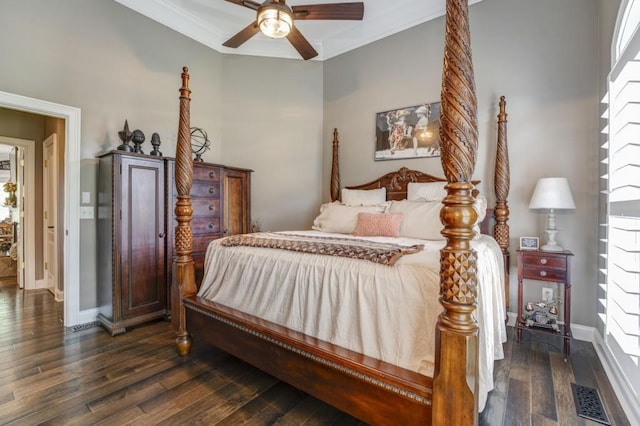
220,232,424,266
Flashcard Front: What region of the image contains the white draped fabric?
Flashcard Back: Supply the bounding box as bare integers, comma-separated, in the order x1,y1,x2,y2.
198,231,506,410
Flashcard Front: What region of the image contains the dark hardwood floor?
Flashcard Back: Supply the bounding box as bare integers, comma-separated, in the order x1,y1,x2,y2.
0,286,630,425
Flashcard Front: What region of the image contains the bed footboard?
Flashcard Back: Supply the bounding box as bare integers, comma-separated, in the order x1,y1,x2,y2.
184,295,432,425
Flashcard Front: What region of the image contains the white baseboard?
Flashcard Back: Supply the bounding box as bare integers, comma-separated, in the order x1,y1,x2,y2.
570,323,595,342
54,288,64,303
77,307,99,325
593,332,640,426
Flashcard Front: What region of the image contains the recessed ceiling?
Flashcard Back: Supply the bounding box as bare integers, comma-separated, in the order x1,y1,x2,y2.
113,0,483,61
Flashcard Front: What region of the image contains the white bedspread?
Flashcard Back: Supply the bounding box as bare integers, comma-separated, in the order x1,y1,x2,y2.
198,231,506,410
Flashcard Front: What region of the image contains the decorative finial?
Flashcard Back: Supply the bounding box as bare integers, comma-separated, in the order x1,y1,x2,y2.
117,120,134,152
150,132,163,157
131,129,146,154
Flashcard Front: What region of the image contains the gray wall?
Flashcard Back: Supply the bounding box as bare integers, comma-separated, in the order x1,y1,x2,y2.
324,0,615,327
0,0,223,309
221,55,324,231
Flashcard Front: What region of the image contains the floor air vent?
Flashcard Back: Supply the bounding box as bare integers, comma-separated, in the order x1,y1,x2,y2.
571,383,610,425
70,321,100,332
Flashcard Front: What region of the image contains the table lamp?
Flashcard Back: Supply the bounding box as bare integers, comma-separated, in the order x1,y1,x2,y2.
528,177,575,252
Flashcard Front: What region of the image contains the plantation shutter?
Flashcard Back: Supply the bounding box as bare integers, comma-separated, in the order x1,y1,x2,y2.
600,0,640,403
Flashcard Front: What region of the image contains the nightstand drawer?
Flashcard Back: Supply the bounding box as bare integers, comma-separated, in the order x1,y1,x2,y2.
521,254,566,269
522,265,567,282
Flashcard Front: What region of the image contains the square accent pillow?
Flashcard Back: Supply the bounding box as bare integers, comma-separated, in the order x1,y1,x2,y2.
353,213,403,238
341,188,387,206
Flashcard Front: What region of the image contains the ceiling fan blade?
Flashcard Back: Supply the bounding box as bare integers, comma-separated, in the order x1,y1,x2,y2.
224,0,262,11
286,26,318,60
223,21,260,48
292,2,364,20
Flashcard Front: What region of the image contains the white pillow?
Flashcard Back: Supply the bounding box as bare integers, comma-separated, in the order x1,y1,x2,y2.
388,200,445,240
472,195,488,240
341,188,386,206
407,181,447,202
474,195,487,223
386,196,487,240
312,202,387,234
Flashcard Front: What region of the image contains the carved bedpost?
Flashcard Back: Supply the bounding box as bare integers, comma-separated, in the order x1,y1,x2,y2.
432,0,479,424
330,128,340,202
494,96,511,311
172,66,197,356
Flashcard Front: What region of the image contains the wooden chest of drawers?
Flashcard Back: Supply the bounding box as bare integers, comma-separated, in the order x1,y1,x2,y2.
166,161,251,288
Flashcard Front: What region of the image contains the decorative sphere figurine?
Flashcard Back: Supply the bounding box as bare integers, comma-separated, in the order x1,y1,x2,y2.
131,129,145,154
117,120,134,152
150,133,162,157
190,127,211,162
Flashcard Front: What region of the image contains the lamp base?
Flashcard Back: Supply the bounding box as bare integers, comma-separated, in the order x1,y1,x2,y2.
541,228,564,252
541,242,564,252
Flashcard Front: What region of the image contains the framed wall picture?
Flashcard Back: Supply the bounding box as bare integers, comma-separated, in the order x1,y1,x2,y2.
375,102,441,161
519,236,539,251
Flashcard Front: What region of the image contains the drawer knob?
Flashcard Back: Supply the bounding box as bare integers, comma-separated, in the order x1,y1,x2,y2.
540,258,548,265
208,204,214,211
209,186,215,194
208,223,214,229
209,171,215,179
539,270,547,277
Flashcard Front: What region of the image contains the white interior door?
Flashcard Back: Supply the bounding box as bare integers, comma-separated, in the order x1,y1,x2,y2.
43,134,58,294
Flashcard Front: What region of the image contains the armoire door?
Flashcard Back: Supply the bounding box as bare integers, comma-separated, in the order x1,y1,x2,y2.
119,156,166,318
223,168,251,236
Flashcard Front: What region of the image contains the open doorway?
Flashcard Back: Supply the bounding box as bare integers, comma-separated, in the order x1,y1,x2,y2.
0,90,81,327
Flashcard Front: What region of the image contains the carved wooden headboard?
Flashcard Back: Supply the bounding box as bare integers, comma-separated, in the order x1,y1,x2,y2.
342,167,480,201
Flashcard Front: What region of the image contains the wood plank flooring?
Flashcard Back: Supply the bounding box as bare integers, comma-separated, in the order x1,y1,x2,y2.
0,286,630,425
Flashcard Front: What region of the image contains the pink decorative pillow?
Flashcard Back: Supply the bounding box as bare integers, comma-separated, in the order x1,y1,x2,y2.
353,213,403,238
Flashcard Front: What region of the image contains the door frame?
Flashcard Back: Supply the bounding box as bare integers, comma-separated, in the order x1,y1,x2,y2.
0,90,81,326
0,137,36,289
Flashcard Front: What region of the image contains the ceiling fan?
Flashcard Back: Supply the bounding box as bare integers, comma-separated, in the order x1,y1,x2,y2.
223,0,365,60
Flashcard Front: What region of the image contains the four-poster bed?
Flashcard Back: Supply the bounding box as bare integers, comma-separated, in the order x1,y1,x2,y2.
170,1,511,424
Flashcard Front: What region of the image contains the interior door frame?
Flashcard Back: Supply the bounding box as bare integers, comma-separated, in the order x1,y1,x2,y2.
0,90,81,326
0,137,35,288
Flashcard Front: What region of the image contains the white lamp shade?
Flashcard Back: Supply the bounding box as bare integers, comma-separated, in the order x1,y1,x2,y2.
528,177,576,210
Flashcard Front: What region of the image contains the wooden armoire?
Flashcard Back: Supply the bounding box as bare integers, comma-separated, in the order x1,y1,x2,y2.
97,151,251,335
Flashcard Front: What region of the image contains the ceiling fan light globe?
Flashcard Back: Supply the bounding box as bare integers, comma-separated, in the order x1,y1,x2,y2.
258,7,292,38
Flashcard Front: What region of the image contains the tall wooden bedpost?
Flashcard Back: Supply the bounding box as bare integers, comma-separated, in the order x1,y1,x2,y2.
433,0,479,424
494,96,511,311
330,128,340,202
172,66,197,356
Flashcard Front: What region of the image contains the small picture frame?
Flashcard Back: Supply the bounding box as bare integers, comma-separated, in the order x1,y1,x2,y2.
520,236,539,251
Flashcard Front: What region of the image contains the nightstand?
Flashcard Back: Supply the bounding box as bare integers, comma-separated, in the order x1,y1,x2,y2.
517,249,573,356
